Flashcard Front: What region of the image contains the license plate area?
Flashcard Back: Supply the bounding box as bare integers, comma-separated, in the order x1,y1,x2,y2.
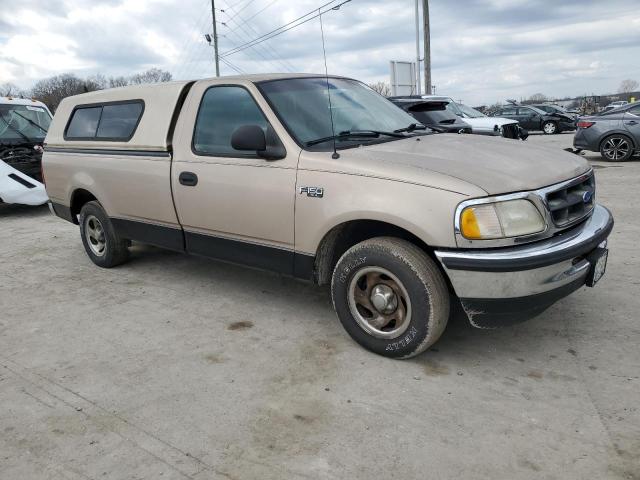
586,248,608,287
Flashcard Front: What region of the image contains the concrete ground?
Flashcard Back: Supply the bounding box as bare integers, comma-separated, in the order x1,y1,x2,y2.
1,133,638,480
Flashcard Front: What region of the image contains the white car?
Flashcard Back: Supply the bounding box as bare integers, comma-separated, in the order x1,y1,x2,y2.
453,102,525,139
1,96,51,205
606,100,628,109
0,159,48,205
415,95,525,139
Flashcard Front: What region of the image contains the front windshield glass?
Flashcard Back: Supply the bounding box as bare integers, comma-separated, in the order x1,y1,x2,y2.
258,77,420,149
0,104,51,143
457,103,486,118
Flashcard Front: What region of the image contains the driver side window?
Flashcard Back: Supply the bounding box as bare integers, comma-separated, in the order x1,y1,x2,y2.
193,86,268,157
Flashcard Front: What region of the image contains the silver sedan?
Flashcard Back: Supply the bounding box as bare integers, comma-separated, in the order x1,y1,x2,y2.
574,103,640,161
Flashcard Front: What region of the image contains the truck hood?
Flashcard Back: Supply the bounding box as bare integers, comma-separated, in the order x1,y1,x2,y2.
336,134,590,196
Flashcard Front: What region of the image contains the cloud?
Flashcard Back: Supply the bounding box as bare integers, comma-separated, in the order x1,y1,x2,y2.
1,0,639,105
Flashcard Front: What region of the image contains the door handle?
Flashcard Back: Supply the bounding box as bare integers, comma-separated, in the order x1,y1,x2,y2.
179,171,198,186
625,120,638,125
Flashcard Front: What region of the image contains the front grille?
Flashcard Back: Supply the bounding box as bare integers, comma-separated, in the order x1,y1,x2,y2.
545,173,595,227
501,124,520,139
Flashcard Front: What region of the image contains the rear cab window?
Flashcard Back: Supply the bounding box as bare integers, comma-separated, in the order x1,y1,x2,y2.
65,101,144,141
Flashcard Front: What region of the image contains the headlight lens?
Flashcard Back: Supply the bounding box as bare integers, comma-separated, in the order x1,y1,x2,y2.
459,199,545,240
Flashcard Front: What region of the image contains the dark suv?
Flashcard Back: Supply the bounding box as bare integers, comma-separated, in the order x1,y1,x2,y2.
491,104,576,134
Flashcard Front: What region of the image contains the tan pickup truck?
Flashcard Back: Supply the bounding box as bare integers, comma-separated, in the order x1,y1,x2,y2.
43,74,613,358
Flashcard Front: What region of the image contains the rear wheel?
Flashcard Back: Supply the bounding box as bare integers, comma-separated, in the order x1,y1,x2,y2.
542,121,558,134
600,134,633,162
79,201,129,268
331,237,450,359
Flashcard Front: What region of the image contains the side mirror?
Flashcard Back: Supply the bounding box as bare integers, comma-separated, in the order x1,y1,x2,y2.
231,125,266,151
231,124,286,160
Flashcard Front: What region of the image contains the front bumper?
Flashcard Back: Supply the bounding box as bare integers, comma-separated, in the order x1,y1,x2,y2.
435,205,614,328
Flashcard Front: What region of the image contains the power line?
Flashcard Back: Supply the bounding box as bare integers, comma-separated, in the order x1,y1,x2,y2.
220,57,246,74
219,1,295,72
224,0,279,35
221,0,346,58
221,23,292,72
225,0,258,21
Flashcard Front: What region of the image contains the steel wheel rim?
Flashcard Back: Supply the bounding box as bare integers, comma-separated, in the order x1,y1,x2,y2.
544,122,556,134
603,137,629,160
347,266,412,339
85,215,106,257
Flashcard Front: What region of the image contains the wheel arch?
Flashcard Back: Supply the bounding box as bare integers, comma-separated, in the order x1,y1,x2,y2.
69,188,99,224
313,219,440,286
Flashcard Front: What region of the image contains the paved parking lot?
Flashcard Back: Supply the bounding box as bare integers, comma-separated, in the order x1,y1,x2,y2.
1,133,639,480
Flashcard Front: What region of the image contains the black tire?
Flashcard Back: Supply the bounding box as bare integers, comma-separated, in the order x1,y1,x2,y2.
331,237,449,359
79,201,129,268
599,134,634,162
542,121,558,135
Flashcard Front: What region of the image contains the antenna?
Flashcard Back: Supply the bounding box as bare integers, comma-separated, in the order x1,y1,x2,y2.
319,7,340,159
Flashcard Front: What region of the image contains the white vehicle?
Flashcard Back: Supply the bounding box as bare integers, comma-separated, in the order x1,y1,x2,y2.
606,100,628,109
0,160,48,205
412,95,525,139
0,96,51,205
453,101,525,139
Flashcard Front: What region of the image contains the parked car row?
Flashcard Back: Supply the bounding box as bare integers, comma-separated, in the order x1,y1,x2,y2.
389,95,528,139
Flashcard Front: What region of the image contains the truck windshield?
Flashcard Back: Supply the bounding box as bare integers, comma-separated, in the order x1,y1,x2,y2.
258,77,419,149
0,104,52,144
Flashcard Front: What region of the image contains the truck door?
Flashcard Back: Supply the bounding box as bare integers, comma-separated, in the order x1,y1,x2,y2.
170,82,299,275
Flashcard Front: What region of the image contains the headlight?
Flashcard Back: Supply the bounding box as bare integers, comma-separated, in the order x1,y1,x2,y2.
459,199,545,240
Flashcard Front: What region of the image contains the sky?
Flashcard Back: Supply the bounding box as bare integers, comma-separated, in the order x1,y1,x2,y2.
1,0,639,105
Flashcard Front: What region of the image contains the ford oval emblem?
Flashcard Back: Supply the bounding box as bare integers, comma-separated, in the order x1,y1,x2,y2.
582,191,593,203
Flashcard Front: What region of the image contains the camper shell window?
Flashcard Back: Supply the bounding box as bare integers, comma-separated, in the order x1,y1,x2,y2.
64,100,144,141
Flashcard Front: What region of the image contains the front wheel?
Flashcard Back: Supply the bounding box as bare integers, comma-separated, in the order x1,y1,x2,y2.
331,237,450,359
542,121,558,134
600,135,633,162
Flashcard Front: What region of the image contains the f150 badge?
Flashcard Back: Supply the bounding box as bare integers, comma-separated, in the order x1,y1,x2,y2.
299,186,324,198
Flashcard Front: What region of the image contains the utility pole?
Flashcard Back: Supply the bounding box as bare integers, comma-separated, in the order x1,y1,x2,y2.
422,0,431,95
211,0,220,77
414,0,421,95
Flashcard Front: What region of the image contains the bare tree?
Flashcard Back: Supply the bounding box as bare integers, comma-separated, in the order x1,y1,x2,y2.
528,93,549,102
29,74,102,112
618,79,639,93
369,81,391,97
26,68,173,112
0,82,24,97
128,68,172,85
108,76,129,88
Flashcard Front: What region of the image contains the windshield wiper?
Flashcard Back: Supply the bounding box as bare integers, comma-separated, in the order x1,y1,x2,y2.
306,129,406,147
393,123,427,133
13,111,48,134
0,116,31,142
